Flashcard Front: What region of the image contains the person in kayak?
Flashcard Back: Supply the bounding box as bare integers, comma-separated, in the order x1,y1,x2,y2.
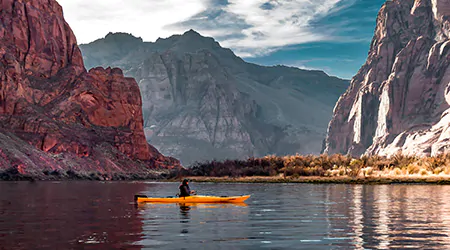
179,179,196,197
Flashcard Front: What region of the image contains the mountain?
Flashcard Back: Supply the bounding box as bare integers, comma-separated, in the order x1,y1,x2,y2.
80,30,349,165
0,0,179,179
325,0,450,157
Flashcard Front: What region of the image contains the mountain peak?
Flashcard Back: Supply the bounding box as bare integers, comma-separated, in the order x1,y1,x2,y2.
177,29,216,45
183,29,202,36
104,32,143,43
151,29,226,56
155,29,207,43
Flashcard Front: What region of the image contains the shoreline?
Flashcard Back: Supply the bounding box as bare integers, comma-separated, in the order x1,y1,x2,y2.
2,177,450,184
4,175,450,184
0,168,172,182
185,176,450,185
4,172,450,184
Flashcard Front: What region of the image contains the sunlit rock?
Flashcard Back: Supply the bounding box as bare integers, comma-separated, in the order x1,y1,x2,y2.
325,0,450,157
0,0,180,176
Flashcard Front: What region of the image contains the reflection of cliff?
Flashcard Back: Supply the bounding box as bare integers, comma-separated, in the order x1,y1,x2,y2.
0,183,146,249
323,185,450,249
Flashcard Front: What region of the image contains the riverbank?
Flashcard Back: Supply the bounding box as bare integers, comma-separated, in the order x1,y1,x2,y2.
5,174,450,184
0,167,173,181
5,153,450,183
4,172,450,184
185,176,450,184
181,154,450,184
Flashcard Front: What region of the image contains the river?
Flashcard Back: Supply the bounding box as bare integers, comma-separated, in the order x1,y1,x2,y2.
1,182,450,249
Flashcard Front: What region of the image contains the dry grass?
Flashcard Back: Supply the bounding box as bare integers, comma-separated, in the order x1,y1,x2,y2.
185,153,450,181
186,175,450,184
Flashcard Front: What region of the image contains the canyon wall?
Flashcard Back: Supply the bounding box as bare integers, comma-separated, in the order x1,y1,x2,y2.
325,0,450,157
0,0,179,178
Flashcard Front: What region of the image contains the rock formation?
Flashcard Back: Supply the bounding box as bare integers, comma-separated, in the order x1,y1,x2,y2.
325,0,450,157
0,0,179,178
80,31,349,165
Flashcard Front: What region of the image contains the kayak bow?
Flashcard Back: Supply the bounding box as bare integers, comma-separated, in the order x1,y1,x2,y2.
135,194,250,204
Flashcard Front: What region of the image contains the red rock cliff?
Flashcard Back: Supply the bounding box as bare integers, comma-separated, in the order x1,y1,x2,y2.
325,0,450,157
0,0,179,176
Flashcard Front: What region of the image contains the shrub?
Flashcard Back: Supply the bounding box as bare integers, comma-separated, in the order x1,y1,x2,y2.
433,167,443,175
407,164,421,174
419,169,429,176
172,153,450,179
392,167,403,176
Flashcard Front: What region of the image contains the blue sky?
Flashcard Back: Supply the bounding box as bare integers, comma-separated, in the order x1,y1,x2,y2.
59,0,386,79
244,1,386,79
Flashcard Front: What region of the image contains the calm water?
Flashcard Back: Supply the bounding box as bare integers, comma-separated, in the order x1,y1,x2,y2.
1,182,450,249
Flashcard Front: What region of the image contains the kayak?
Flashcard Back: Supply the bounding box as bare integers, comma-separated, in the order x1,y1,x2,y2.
136,202,248,208
135,194,250,203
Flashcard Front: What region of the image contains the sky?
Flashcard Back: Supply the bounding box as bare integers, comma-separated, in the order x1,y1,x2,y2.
58,0,386,79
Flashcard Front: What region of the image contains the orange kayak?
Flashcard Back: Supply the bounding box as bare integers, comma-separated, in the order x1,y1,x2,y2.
135,194,250,203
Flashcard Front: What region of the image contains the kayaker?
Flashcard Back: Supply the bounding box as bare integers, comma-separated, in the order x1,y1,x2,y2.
179,179,195,197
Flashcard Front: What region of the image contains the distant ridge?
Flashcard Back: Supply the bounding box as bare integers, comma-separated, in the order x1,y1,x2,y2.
80,30,349,165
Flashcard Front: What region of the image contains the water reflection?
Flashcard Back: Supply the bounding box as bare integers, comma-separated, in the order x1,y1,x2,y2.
324,185,450,249
374,185,390,249
0,182,146,249
135,200,250,249
352,185,364,249
179,204,191,217
179,204,190,235
3,182,450,249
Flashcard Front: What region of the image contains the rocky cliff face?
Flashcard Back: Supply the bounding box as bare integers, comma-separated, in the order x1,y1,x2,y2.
81,31,348,165
325,0,450,157
0,0,179,178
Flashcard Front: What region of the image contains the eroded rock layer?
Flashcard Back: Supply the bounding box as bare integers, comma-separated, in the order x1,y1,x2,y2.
0,0,179,177
325,0,450,157
80,30,348,165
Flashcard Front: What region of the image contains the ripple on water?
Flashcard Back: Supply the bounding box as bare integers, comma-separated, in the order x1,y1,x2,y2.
2,183,450,249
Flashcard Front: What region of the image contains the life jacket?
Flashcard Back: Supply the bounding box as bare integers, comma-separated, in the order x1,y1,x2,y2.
179,184,191,197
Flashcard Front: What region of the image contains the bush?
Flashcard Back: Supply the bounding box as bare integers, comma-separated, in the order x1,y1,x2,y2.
392,167,403,176
407,164,421,174
170,153,450,179
419,169,429,176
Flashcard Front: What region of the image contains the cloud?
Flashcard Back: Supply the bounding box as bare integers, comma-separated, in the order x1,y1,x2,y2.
222,0,340,49
58,0,208,44
296,65,333,74
58,0,358,57
169,0,353,57
285,58,354,74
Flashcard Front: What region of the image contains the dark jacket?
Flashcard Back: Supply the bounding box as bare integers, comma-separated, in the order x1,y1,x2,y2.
179,183,191,197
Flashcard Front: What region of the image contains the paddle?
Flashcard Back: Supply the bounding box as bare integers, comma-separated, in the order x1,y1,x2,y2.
175,190,197,197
